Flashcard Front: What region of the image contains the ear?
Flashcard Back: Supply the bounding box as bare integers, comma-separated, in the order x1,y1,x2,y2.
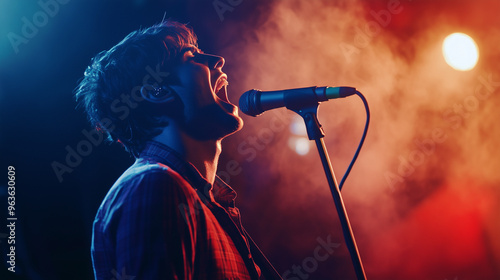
140,84,177,104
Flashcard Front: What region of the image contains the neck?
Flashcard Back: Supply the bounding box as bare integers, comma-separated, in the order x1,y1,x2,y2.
152,122,221,185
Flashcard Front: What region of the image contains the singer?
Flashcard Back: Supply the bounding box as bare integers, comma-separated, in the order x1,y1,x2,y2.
75,21,281,279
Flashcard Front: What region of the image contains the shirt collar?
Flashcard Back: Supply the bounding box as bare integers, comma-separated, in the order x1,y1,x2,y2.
139,141,237,207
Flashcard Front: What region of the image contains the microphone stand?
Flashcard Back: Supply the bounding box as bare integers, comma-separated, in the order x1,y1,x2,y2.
291,104,367,280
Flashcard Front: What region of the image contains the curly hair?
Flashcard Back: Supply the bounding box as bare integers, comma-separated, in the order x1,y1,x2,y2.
75,21,198,157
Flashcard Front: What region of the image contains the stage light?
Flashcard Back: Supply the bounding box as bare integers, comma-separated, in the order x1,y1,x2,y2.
442,33,479,71
289,115,310,155
288,137,310,155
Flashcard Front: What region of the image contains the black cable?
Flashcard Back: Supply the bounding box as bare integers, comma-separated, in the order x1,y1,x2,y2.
338,90,370,191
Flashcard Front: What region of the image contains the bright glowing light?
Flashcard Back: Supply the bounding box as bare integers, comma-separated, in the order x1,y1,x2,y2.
288,116,310,155
290,115,307,136
288,137,310,155
442,33,479,71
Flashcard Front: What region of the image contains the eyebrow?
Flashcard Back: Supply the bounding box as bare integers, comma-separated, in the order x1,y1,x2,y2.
180,46,203,55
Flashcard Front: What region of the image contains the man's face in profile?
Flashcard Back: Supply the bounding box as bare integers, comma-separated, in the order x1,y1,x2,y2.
169,45,243,141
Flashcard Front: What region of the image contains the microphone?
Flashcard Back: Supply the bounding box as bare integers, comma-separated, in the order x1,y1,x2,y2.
238,86,357,117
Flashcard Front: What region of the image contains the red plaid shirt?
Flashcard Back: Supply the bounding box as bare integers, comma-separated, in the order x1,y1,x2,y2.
91,141,281,279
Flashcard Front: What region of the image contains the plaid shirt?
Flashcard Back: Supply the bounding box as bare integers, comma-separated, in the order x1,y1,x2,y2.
91,141,281,279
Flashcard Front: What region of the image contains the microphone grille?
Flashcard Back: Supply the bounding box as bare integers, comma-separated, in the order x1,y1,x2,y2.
238,89,261,117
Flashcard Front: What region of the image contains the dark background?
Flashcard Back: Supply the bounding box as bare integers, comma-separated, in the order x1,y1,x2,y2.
1,0,500,279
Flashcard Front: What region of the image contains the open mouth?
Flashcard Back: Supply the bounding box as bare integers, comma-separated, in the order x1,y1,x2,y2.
214,74,229,103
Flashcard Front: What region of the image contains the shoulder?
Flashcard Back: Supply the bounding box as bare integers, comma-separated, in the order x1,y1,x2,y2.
111,159,194,201
94,159,200,229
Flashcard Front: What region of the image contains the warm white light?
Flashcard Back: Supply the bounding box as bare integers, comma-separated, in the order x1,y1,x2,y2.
442,33,479,71
289,116,310,155
294,138,310,155
290,115,307,136
288,137,310,155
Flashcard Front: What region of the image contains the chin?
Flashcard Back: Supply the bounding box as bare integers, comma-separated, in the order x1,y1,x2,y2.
182,103,244,141
217,112,244,139
224,115,244,137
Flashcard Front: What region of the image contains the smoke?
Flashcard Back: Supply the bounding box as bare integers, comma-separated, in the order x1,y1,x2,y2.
212,0,500,279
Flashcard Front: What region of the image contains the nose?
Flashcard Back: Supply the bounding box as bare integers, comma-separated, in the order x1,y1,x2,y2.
197,53,225,69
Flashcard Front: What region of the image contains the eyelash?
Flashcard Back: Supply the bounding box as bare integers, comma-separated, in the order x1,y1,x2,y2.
182,47,203,61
